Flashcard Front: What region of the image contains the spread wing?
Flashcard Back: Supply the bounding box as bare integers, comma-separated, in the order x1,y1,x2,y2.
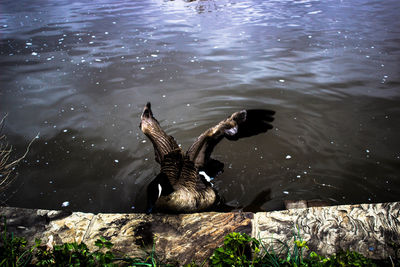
186,109,275,168
139,102,181,164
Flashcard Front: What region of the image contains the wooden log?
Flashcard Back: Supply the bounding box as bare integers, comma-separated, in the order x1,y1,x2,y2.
1,202,399,264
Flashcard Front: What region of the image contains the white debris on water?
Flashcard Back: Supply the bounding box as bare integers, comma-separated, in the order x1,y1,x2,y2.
308,10,322,15
114,159,119,163
283,191,289,195
32,52,38,56
279,79,285,83
61,201,70,207
286,155,292,159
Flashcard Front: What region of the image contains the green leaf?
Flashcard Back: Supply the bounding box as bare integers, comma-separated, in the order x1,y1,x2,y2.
94,239,104,249
35,238,42,246
66,243,74,251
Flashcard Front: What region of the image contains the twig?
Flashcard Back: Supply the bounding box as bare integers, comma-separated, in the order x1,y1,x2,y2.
312,178,339,190
0,134,38,189
2,133,38,172
0,113,8,134
0,114,39,191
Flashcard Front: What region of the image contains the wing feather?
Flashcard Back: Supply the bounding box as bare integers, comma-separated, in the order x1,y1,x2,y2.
186,109,275,168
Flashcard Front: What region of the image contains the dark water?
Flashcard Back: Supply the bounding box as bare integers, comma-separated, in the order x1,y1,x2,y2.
1,0,399,213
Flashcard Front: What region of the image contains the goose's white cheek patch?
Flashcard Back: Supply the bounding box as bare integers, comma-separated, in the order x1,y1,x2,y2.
158,184,162,198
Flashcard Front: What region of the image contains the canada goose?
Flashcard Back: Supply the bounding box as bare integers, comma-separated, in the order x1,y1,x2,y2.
140,102,275,213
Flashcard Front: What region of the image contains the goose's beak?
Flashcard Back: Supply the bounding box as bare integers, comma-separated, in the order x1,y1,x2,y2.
146,206,154,215
146,193,157,214
146,193,158,214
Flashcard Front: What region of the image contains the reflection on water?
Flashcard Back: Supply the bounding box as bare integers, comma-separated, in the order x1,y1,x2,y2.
0,0,399,212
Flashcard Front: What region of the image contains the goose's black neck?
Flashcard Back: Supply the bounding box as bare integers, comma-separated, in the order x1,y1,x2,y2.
146,172,174,214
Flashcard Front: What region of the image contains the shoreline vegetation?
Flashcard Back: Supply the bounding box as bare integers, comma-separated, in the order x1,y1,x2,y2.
0,114,37,193
1,221,398,266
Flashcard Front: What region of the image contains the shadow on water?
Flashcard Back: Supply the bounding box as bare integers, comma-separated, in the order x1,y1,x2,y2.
1,0,400,212
2,92,399,213
1,88,400,213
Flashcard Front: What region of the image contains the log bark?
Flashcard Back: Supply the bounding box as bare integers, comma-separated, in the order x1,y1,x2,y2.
1,202,399,265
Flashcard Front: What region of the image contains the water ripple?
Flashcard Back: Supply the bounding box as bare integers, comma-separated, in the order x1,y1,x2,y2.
0,0,399,212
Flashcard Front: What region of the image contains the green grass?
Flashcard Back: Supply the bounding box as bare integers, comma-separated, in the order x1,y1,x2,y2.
0,217,398,266
207,230,398,267
0,216,168,267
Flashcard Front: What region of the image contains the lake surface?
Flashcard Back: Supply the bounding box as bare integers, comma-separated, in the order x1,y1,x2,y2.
1,0,399,213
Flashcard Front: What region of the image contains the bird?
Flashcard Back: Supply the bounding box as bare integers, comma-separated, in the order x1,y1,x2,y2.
139,102,275,213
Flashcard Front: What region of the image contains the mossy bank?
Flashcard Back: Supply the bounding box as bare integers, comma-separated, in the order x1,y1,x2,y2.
1,202,399,265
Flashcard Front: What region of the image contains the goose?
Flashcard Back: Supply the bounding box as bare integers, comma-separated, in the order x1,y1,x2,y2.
139,102,275,213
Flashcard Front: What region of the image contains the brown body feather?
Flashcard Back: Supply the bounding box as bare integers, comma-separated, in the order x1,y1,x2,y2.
140,102,274,213
156,150,216,212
